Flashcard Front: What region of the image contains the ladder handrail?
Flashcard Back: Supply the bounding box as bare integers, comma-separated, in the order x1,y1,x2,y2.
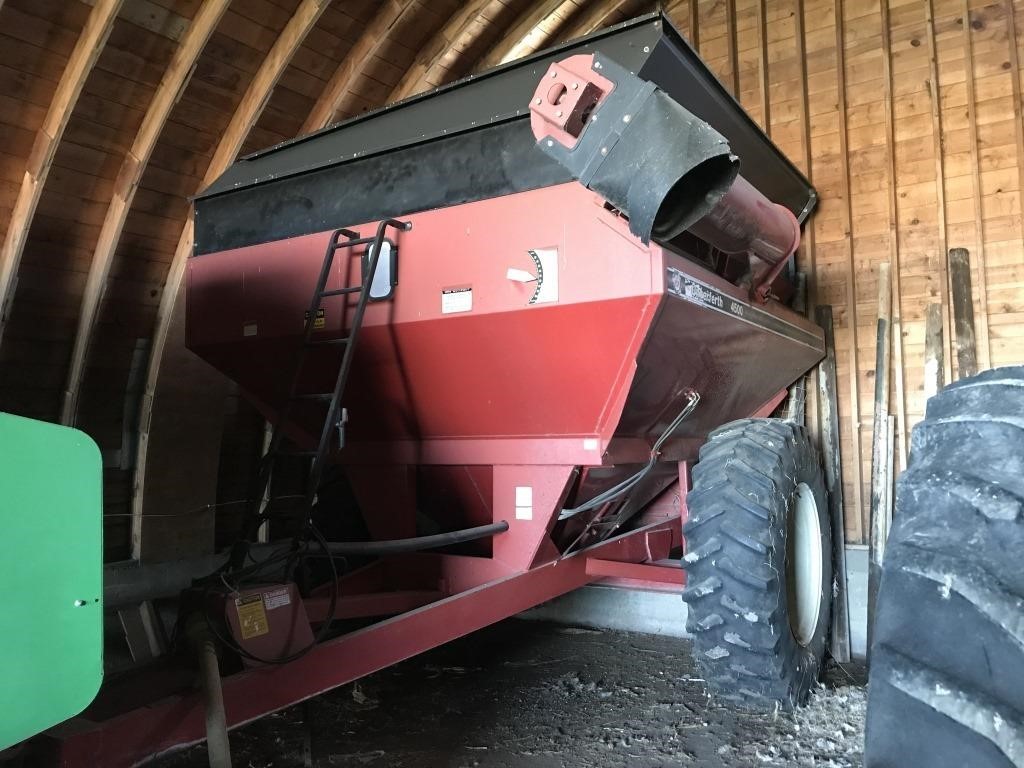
230,218,411,570
303,218,412,517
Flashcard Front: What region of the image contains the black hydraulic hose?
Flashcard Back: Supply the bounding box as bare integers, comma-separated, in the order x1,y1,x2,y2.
306,521,510,557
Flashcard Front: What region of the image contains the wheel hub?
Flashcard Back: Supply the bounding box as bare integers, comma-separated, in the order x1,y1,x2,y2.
787,482,823,646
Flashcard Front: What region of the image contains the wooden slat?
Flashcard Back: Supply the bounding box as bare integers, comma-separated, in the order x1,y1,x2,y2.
390,0,492,103
756,0,770,136
925,0,954,387
793,0,819,445
879,0,908,470
834,0,865,542
1007,0,1024,265
60,0,231,426
960,0,992,372
924,302,944,399
0,0,124,348
479,0,565,70
131,0,332,560
301,0,417,133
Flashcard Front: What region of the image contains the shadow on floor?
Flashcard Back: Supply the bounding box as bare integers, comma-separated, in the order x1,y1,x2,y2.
155,619,866,768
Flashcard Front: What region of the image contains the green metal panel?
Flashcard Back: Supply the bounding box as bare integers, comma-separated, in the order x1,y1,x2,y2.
0,413,103,750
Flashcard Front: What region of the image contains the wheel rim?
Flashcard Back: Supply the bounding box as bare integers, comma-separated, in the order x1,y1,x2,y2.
786,482,823,646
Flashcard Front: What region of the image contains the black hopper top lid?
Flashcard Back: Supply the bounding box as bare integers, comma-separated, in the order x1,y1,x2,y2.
195,13,816,223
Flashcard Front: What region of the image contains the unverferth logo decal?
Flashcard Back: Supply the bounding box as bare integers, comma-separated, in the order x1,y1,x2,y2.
665,267,821,351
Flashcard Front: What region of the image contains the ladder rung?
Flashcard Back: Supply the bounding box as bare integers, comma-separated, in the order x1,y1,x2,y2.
331,236,374,249
304,337,349,347
319,286,361,298
291,393,333,401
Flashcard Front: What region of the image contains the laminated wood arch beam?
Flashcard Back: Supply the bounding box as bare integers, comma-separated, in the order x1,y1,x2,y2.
301,0,418,134
478,0,566,70
60,0,231,426
131,0,332,559
0,0,124,348
563,0,636,40
389,0,493,103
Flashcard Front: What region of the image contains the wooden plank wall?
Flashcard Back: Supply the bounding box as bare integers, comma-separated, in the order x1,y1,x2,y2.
0,0,548,561
0,0,1020,557
667,0,1024,542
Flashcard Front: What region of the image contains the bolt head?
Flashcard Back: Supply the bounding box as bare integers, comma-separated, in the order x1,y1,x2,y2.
623,114,631,123
535,97,542,105
572,82,579,90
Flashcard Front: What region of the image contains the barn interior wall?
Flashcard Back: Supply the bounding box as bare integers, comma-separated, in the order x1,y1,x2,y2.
671,0,1024,543
0,0,1020,559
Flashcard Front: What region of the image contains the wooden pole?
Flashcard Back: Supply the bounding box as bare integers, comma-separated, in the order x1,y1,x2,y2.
725,0,740,97
867,262,892,656
925,0,954,386
879,0,908,471
924,302,945,399
948,248,978,379
815,305,851,663
885,415,895,536
756,0,771,135
834,0,865,543
689,0,700,51
959,0,992,371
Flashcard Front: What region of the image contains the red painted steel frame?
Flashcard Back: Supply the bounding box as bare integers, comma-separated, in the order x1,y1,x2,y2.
44,517,682,768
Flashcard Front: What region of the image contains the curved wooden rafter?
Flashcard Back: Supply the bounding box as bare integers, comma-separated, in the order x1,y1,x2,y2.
300,0,419,134
562,0,627,40
60,0,231,426
0,0,124,348
131,0,332,556
389,0,494,103
478,0,568,70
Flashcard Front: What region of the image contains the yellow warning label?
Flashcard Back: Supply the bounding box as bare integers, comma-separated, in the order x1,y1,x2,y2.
304,308,326,330
235,594,269,639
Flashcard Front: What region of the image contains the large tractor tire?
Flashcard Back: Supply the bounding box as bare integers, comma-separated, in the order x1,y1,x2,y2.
682,418,832,710
865,366,1024,768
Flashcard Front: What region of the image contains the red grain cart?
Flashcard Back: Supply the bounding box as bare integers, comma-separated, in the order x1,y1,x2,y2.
47,14,836,766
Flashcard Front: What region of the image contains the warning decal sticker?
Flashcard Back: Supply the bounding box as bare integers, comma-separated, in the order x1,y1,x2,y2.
441,286,472,314
263,587,292,611
304,307,326,329
235,594,269,639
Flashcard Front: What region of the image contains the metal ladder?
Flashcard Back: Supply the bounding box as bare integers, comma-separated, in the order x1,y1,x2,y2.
230,218,412,569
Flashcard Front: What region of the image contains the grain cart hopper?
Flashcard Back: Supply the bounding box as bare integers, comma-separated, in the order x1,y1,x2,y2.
39,15,833,766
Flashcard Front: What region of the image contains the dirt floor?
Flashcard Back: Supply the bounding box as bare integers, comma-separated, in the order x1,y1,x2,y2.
156,619,866,768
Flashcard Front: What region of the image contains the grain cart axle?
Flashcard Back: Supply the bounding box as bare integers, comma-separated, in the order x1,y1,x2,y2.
38,15,828,767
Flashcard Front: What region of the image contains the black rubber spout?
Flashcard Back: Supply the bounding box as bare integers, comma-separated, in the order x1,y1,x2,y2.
531,53,738,244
